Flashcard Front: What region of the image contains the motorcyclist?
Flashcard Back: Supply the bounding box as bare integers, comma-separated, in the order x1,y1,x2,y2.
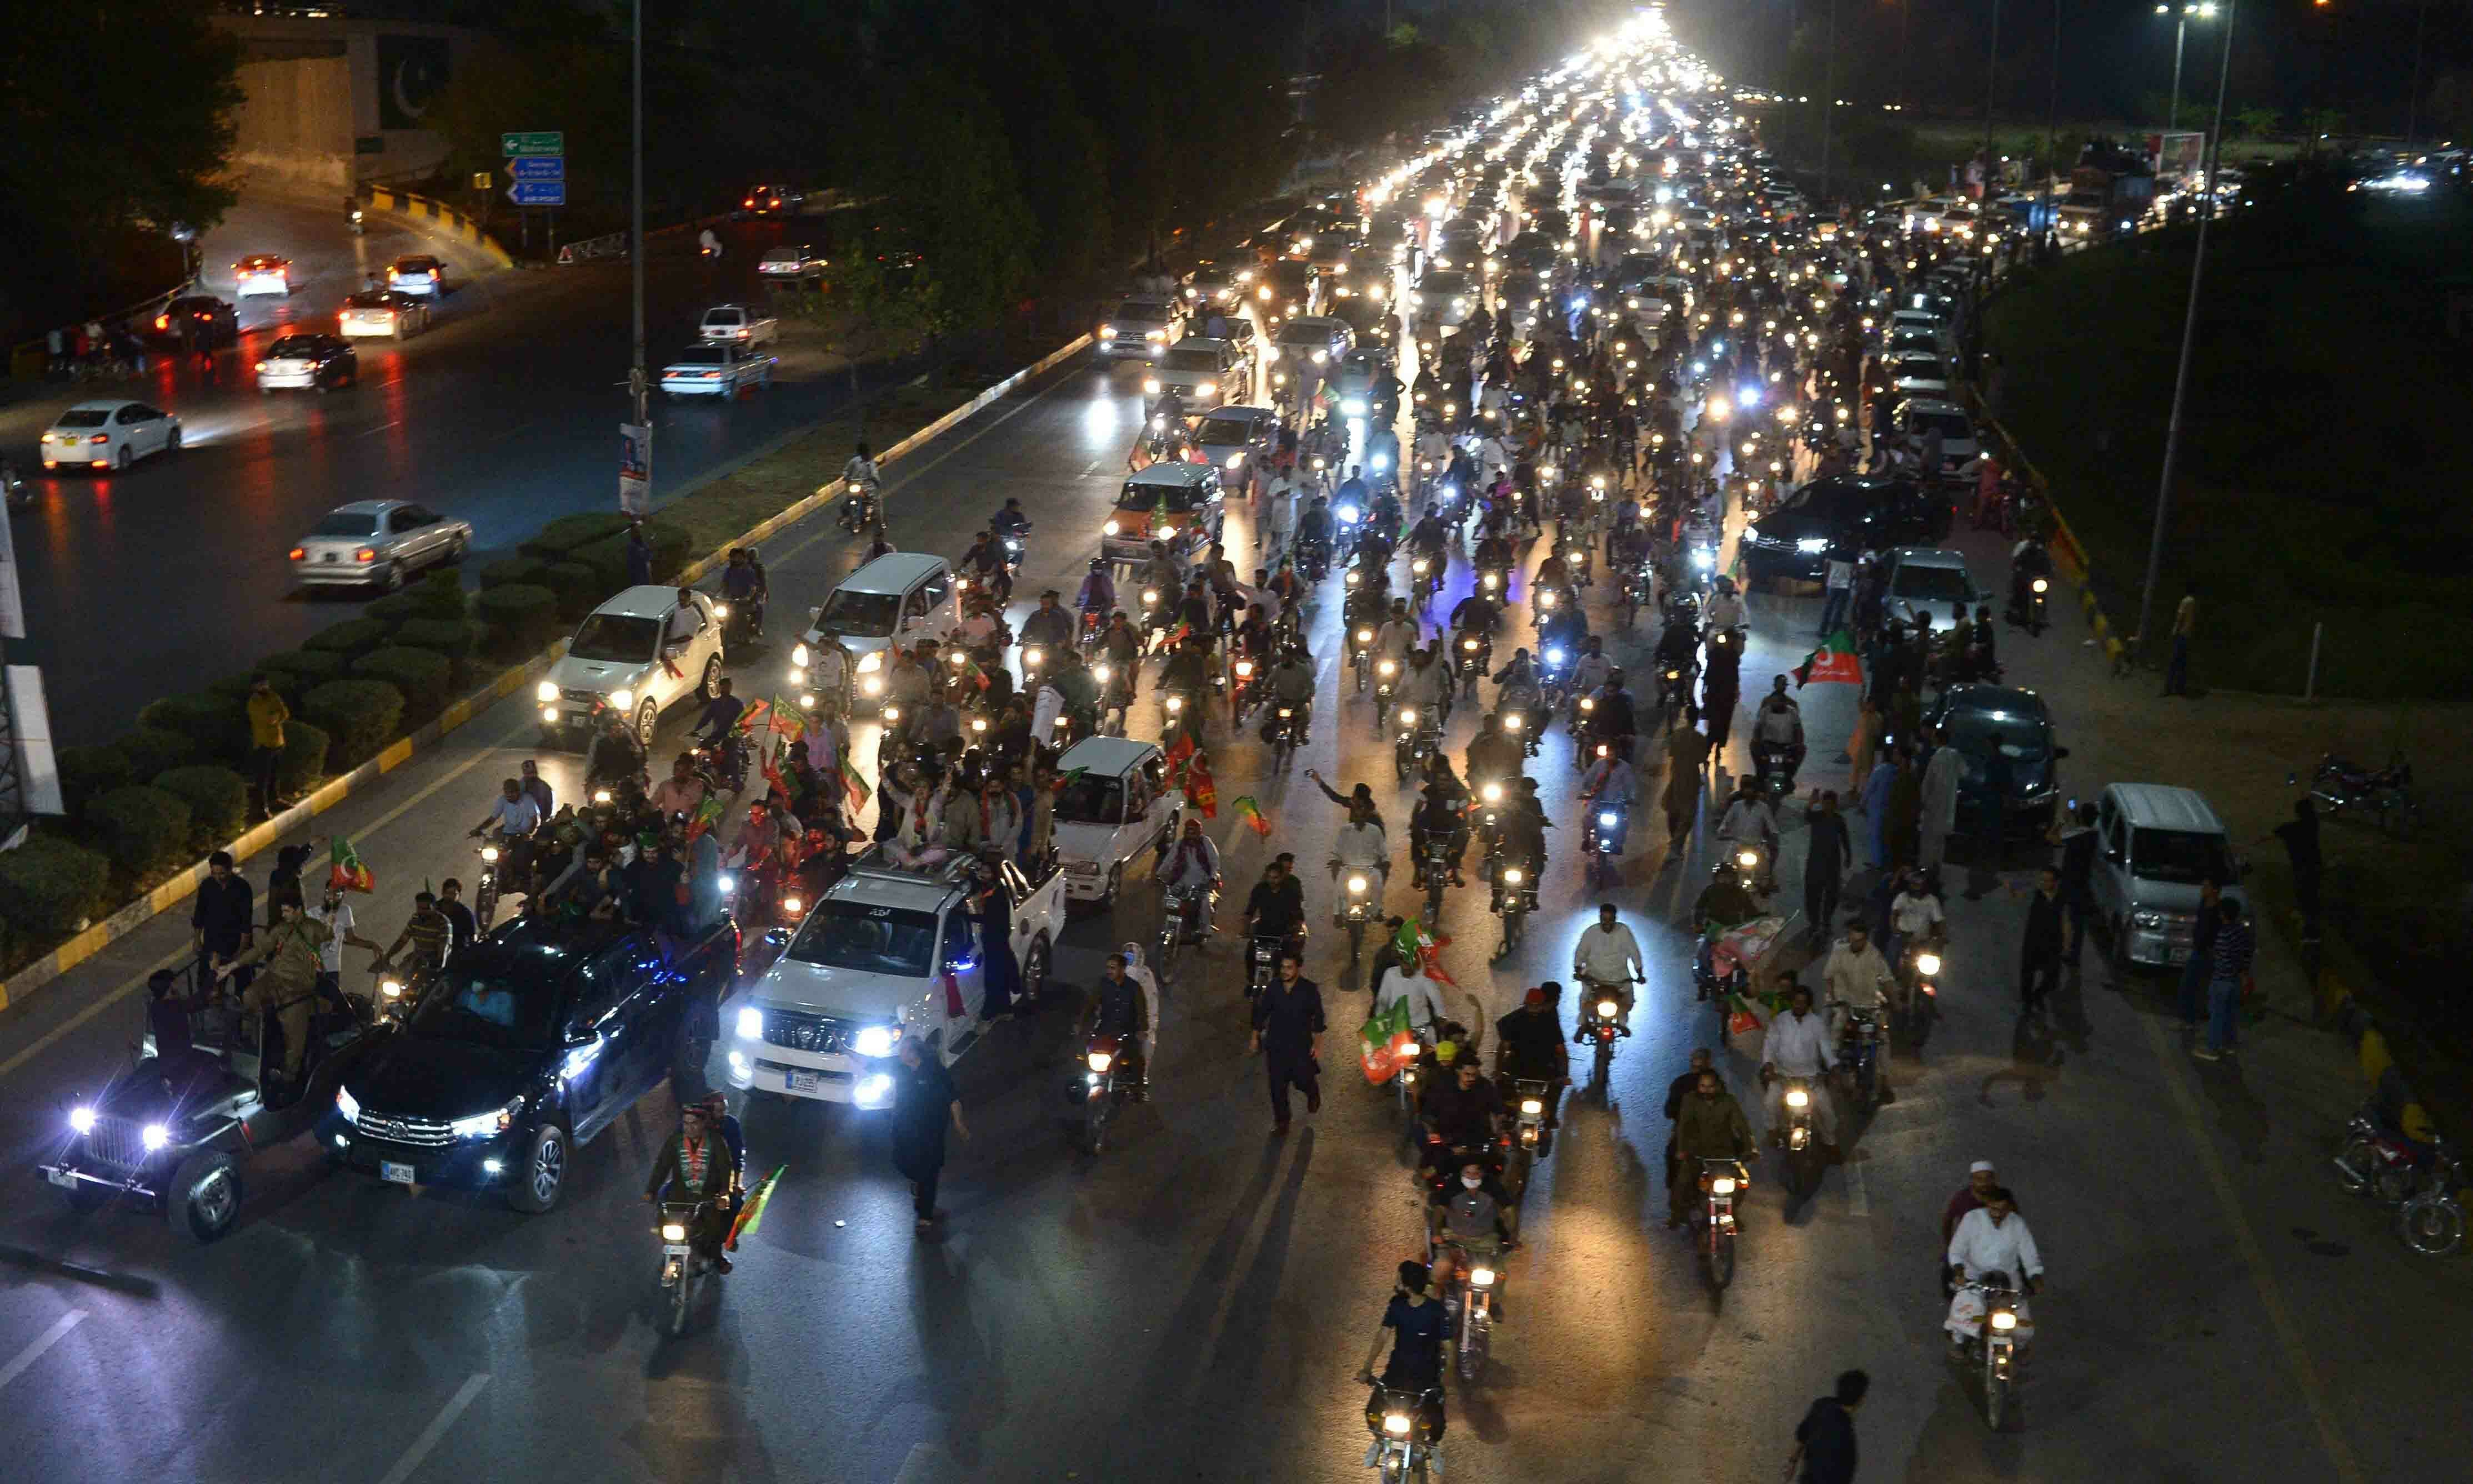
1019,589,1074,651
960,529,1012,601
1447,589,1501,654
1354,1260,1451,1450
1751,675,1806,785
1326,783,1391,893
1400,646,1454,723
1335,464,1371,519
989,496,1032,543
1654,616,1701,690
687,678,748,766
469,778,545,886
1410,782,1470,889
584,708,648,794
1472,528,1516,581
697,227,722,259
1264,645,1316,741
719,547,766,635
1668,1068,1758,1227
2008,534,2054,624
1159,818,1223,933
1944,1189,2046,1353
1691,858,1764,993
1571,902,1645,1034
1577,742,1641,826
1098,611,1143,696
1493,985,1571,1131
1075,558,1117,629
1463,713,1523,785
1493,778,1549,889
1140,541,1186,614
1759,984,1841,1152
1569,634,1615,704
1704,574,1746,634
1295,495,1335,562
1244,854,1308,965
1583,668,1639,758
1082,951,1155,1095
1375,601,1422,668
1820,919,1896,1036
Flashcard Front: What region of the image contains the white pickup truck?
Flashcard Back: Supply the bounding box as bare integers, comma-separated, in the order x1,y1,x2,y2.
660,341,775,399
723,850,1066,1107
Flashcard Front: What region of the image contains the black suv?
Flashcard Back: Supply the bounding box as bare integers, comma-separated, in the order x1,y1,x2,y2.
1738,474,1949,585
318,915,737,1213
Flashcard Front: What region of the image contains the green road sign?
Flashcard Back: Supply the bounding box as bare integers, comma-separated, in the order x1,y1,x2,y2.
502,131,565,157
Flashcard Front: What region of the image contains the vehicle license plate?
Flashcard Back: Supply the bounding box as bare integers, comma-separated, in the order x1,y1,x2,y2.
44,1169,76,1189
381,1161,417,1185
788,1070,820,1095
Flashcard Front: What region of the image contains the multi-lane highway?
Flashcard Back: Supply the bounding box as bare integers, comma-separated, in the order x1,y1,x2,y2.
3,192,901,744
0,288,2463,1483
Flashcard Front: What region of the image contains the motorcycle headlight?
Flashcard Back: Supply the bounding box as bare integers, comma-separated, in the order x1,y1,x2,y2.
735,1007,764,1040
781,895,803,916
1520,1098,1543,1116
1399,708,1418,725
1710,1176,1737,1195
1348,875,1369,894
1356,629,1373,644
1087,1050,1114,1072
1469,1266,1496,1287
1785,1087,1810,1109
858,651,883,673
1503,868,1524,885
535,680,558,703
2033,577,2049,593
1599,812,1617,830
1596,998,1618,1017
1094,664,1114,682
1378,661,1396,677
662,1222,689,1242
1504,714,1523,731
380,978,404,1000
1024,647,1045,667
1143,589,1160,604
1736,849,1757,868
1383,1412,1413,1437
1989,1310,2019,1331
1541,591,1558,608
480,845,500,864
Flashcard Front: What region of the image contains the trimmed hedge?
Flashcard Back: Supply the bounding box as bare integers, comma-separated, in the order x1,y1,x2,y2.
303,679,406,767
479,556,548,590
394,616,480,659
0,832,111,938
366,591,425,624
305,617,392,659
206,673,260,705
117,726,197,782
522,510,633,559
542,560,601,619
474,584,559,657
138,692,247,763
87,785,193,878
278,719,331,795
574,518,689,589
258,649,346,698
56,744,135,820
352,646,452,720
153,765,249,851
411,568,467,614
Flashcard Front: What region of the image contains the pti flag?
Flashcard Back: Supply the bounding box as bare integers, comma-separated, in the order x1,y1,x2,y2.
1794,628,1864,689
769,695,807,741
1184,754,1218,818
1232,795,1271,836
840,755,873,813
327,836,374,893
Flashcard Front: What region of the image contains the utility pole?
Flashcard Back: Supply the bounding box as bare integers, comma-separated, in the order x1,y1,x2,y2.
1982,0,2005,200
2045,0,2062,225
2405,0,2430,149
629,0,649,452
2135,0,2237,661
1820,0,1838,206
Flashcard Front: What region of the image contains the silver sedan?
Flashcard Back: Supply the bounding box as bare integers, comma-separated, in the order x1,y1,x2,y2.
289,499,473,591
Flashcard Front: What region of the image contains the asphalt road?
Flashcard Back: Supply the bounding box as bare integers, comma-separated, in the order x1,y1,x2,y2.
2,192,894,746
0,287,2466,1484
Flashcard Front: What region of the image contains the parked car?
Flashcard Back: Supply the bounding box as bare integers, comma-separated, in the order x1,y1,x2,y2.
39,399,181,473
288,499,473,591
725,850,1065,1105
2092,783,2246,970
537,585,728,747
255,334,358,393
1051,736,1181,906
148,294,238,346
319,915,740,1213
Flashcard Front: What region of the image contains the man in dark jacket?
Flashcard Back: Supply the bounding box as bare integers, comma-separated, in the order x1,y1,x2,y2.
1786,1369,1868,1483
1249,949,1325,1133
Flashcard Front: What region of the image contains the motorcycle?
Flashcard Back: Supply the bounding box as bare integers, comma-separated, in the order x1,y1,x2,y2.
1751,738,1804,798
1499,703,1541,758
655,1199,715,1337
1581,799,1628,890
2333,1103,2466,1255
1068,1032,1128,1155
1954,1275,2028,1430
1155,880,1210,977
347,205,365,235
2289,753,2422,838
840,482,879,533
1350,625,1376,693
1371,658,1401,728
1505,1079,1552,1198
1657,659,1698,728
1773,1075,1823,1199
1574,976,1628,1067
1408,554,1443,606
1453,631,1491,679
1332,862,1380,961
1262,700,1304,766
470,834,521,930
1434,1239,1500,1382
1898,941,1942,1042
1243,934,1284,998
1364,1383,1444,1484
1393,704,1439,782
1695,1157,1748,1290
691,736,749,796
371,964,435,1028
1723,838,1771,897
1488,855,1536,957
1836,1000,1886,1111
1297,534,1333,581
1090,662,1132,736
712,594,762,649
1228,655,1263,720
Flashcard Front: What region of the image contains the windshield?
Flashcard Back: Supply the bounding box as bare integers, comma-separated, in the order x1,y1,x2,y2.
672,348,724,365
1894,357,1945,380
1947,708,2050,760
267,338,323,358
311,512,379,538
1891,562,1974,603
1163,348,1220,371
343,294,394,310
784,900,940,977
1774,482,1851,518
55,409,109,428
568,613,660,663
1114,301,1167,322
1194,417,1255,445
1119,480,1208,512
702,310,744,325
1913,411,1971,439
406,962,562,1051
1054,771,1127,824
817,588,902,636
2131,827,2237,885
396,258,438,273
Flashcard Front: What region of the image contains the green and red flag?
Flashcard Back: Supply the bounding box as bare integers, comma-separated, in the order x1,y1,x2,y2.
686,793,728,841
1793,628,1863,689
769,695,807,742
840,755,873,813
327,835,374,894
1185,754,1218,818
725,1164,788,1250
1232,795,1271,836
732,697,770,735
1390,918,1459,987
1162,731,1197,784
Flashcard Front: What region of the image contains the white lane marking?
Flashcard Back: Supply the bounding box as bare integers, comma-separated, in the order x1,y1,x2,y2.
0,713,532,1085
1843,1154,1869,1219
373,1371,490,1484
892,1440,958,1483
0,1310,87,1393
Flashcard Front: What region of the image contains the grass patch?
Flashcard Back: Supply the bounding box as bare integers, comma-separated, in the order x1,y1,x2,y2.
1983,177,2473,700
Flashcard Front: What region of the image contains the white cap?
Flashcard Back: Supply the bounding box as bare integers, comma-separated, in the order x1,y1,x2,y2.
1969,1160,1996,1175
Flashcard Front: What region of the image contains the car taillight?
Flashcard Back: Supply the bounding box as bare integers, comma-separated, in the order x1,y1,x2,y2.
288,547,306,561
89,434,109,445
355,548,377,563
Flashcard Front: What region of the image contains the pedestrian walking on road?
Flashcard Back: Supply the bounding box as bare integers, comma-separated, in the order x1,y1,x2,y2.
2273,799,2322,944
2195,897,2254,1061
1883,743,1922,868
2048,802,2099,962
2015,868,2066,1016
1804,791,1853,939
1846,694,1880,796
247,674,291,819
1916,729,1961,871
890,1032,967,1230
1817,554,1854,636
2163,583,2198,696
2177,878,2224,1025
1784,1368,1868,1484
1250,949,1326,1133
1663,723,1711,844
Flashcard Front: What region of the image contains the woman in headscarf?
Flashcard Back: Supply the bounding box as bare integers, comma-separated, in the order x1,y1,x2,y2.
1119,940,1162,1075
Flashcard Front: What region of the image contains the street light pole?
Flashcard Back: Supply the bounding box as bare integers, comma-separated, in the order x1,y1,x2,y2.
2134,0,2237,663
1982,0,2004,199
2169,9,2187,131
2405,0,2430,149
629,0,648,439
1821,0,1838,205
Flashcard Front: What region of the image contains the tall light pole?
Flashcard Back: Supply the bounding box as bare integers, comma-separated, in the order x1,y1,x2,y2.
1982,0,2005,199
2134,0,2237,663
1821,0,1839,205
2155,3,2219,133
2405,0,2430,149
2044,0,2062,224
629,0,649,448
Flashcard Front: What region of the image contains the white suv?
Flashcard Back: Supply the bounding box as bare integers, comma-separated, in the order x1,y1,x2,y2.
725,851,1067,1105
537,585,727,747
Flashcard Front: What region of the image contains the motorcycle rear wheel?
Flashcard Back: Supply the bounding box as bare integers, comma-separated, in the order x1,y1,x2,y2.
2399,1194,2465,1256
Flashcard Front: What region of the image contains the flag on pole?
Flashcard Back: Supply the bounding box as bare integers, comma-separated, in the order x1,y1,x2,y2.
731,697,770,735
1185,754,1218,818
725,1164,788,1249
686,793,727,841
327,836,374,893
1793,628,1864,688
1232,796,1271,836
1162,731,1197,784
769,695,808,741
761,744,791,804
1391,918,1459,986
840,755,873,813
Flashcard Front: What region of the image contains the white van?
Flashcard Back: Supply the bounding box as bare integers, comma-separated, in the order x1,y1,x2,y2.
1051,736,1181,905
2092,783,2246,969
792,552,957,713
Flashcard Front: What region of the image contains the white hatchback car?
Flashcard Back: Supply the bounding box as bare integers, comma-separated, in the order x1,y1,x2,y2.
232,255,293,297
39,400,181,473
1050,736,1181,905
699,304,780,347
386,255,447,296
